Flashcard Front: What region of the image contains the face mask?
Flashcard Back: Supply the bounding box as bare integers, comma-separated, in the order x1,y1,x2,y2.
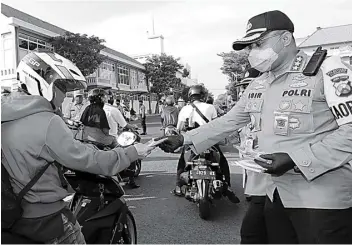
248,47,279,72
248,34,284,72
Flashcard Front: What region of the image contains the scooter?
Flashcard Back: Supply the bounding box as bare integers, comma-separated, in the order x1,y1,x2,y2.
181,146,228,220
117,128,142,179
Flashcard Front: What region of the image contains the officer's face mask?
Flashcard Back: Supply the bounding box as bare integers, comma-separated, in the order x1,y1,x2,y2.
247,34,284,72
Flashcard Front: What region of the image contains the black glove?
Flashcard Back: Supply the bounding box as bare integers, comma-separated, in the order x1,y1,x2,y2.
254,152,296,176
158,135,184,153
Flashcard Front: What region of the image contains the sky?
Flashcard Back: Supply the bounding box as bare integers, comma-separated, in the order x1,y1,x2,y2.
3,0,352,98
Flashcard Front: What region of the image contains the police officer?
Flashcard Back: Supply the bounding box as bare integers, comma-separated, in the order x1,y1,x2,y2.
235,68,270,244
159,10,352,244
65,90,87,121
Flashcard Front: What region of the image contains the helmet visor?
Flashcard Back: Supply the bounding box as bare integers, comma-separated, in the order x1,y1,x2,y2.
55,79,87,93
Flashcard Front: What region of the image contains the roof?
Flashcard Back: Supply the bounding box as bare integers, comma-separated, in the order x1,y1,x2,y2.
299,24,352,47
103,47,143,67
1,3,67,35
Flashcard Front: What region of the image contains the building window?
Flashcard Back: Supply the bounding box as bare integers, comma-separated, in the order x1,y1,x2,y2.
130,69,137,88
117,65,129,85
350,56,352,65
18,33,54,56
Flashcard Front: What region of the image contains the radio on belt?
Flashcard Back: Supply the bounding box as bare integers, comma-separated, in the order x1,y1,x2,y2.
303,46,327,76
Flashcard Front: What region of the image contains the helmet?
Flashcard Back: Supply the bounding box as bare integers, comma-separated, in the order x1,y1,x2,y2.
206,96,214,104
17,51,86,102
88,88,107,105
165,95,175,106
188,85,206,101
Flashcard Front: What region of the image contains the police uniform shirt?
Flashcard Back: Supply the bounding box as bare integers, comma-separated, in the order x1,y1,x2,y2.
184,51,352,209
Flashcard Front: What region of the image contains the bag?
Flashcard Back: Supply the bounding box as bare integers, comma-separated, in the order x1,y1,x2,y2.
190,103,227,146
1,153,51,230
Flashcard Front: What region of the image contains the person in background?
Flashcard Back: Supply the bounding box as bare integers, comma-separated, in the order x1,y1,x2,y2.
115,99,125,117
64,90,87,121
79,88,116,148
161,95,179,131
206,96,225,116
139,99,147,135
104,96,140,188
173,85,240,203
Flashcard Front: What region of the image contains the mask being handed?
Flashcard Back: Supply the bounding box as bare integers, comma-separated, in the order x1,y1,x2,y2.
248,47,279,73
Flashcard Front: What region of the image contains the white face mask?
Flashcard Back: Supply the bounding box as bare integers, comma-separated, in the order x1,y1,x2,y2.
248,33,285,72
248,47,279,72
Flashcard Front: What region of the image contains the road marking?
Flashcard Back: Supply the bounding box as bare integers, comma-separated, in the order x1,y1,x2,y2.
125,196,157,201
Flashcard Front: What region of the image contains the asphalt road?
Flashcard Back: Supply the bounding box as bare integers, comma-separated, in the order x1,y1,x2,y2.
126,115,248,244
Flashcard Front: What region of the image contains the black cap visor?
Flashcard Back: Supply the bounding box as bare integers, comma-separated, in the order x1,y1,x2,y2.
232,30,270,51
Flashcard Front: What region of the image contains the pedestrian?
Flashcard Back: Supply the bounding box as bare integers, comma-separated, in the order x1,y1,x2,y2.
159,10,352,244
64,90,87,121
139,99,147,135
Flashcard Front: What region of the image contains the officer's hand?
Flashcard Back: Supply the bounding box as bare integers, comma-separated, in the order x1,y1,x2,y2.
134,143,155,158
158,135,184,153
254,153,295,176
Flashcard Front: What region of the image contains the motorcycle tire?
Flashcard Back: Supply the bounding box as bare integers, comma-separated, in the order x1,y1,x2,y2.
198,180,211,220
133,160,142,178
112,210,137,244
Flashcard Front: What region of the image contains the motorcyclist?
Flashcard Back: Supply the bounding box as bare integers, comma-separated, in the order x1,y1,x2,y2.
172,85,240,203
161,95,179,133
1,51,155,244
79,88,117,147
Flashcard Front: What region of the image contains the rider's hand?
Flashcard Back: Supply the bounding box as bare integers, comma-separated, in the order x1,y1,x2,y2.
158,135,184,153
254,152,295,176
133,143,155,158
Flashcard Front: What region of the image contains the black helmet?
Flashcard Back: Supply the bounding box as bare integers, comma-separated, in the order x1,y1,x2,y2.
88,88,107,105
188,85,206,102
206,96,214,104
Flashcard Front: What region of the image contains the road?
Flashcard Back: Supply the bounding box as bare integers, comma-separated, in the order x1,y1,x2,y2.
127,115,248,244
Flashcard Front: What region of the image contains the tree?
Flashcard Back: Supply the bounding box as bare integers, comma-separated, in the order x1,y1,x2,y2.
218,50,250,101
145,53,184,100
49,31,106,76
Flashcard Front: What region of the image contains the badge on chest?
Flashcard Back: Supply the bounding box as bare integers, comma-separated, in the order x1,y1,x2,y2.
273,111,289,136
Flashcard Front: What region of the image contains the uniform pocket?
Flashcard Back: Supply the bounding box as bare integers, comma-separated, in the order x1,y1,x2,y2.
277,97,314,134
244,99,264,132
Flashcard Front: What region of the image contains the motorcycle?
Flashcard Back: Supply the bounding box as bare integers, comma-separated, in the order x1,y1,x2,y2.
2,120,138,244
117,128,142,179
181,146,227,220
163,124,178,136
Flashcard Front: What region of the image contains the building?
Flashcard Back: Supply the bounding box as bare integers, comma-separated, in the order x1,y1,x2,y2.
1,3,157,113
298,24,352,64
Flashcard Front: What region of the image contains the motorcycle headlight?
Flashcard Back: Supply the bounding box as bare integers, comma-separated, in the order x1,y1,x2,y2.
117,131,137,147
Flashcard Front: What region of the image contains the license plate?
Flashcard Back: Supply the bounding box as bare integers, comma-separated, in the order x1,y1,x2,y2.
190,170,216,180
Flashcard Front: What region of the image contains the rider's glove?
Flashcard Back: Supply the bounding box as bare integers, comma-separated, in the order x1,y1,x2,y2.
158,135,184,153
254,152,296,176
